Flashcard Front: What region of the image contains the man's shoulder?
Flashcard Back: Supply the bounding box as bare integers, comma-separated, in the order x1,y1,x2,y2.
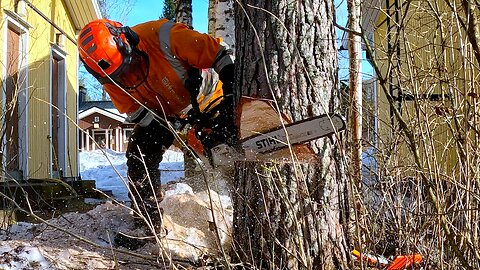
132,19,169,31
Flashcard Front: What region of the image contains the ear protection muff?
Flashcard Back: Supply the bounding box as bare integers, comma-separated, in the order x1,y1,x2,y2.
105,23,140,51
120,26,140,48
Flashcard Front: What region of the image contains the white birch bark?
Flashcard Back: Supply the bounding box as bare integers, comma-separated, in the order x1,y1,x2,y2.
348,0,362,185
208,0,235,53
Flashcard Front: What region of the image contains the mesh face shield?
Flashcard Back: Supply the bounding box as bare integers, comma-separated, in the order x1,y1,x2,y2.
107,48,149,90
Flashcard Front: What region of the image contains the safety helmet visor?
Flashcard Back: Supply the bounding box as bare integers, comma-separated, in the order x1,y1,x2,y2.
108,48,149,89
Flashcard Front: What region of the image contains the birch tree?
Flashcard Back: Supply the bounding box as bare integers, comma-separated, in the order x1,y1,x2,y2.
208,0,235,52
233,1,350,269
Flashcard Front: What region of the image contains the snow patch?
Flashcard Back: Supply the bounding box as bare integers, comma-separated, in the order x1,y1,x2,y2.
0,244,52,270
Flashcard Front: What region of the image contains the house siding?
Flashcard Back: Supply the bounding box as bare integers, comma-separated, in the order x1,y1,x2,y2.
24,0,79,178
0,0,99,180
79,108,135,152
372,0,470,174
80,112,123,151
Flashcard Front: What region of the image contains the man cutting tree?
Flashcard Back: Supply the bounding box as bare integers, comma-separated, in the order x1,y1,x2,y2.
78,18,237,235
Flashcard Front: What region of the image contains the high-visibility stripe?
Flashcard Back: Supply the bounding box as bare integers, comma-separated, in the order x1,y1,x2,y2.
158,21,188,84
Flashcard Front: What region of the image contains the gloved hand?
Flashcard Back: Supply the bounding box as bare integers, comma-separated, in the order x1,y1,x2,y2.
216,63,238,146
193,101,237,152
191,63,238,151
218,64,235,100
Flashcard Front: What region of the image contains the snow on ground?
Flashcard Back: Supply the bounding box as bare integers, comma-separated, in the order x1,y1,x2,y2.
79,148,185,201
0,148,189,270
1,147,377,269
0,242,52,269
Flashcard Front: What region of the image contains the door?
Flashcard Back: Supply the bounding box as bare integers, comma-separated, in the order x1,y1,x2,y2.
50,49,67,178
5,26,20,174
51,57,60,172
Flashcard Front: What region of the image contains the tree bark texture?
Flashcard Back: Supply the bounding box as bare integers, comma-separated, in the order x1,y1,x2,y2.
347,0,362,187
233,1,350,269
176,0,193,28
208,0,236,52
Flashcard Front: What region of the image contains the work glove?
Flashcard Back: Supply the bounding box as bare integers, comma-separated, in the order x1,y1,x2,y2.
215,64,238,146
219,64,234,98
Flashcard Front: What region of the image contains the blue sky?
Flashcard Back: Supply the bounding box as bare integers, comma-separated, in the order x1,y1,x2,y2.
86,0,371,98
115,0,363,80
117,0,209,33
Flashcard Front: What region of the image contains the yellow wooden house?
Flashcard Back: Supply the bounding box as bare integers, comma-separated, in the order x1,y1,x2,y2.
0,0,100,181
358,0,479,176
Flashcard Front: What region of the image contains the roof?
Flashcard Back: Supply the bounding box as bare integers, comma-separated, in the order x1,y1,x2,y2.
65,0,102,31
79,106,127,123
79,100,117,112
79,100,130,123
340,0,381,50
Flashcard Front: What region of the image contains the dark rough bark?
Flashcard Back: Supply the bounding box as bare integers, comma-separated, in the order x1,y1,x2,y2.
176,0,193,28
232,1,350,269
174,0,196,178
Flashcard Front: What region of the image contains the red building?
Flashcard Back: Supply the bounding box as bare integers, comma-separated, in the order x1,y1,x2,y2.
79,100,134,152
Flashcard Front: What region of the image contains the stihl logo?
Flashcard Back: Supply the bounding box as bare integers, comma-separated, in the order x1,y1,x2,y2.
242,114,346,154
255,136,280,150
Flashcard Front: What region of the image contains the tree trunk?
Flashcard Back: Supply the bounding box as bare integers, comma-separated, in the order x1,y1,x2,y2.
176,0,193,28
233,1,350,269
174,0,198,181
347,0,364,255
348,0,362,186
208,0,235,52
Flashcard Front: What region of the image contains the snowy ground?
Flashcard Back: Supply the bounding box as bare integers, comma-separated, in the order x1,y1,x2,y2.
0,148,379,269
0,149,207,270
79,148,185,201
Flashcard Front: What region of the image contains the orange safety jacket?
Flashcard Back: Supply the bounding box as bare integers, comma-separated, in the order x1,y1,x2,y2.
103,19,232,118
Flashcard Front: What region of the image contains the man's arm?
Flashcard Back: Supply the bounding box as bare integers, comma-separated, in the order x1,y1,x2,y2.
103,84,140,114
169,23,234,73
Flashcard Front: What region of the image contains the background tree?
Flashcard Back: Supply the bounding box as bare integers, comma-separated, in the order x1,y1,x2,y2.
175,0,193,28
232,1,350,269
347,0,365,254
98,0,136,22
162,0,176,20
208,0,235,52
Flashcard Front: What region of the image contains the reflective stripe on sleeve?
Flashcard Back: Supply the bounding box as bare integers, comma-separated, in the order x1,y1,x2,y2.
158,21,188,83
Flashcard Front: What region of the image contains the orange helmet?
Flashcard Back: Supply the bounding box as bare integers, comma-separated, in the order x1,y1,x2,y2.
78,19,149,89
